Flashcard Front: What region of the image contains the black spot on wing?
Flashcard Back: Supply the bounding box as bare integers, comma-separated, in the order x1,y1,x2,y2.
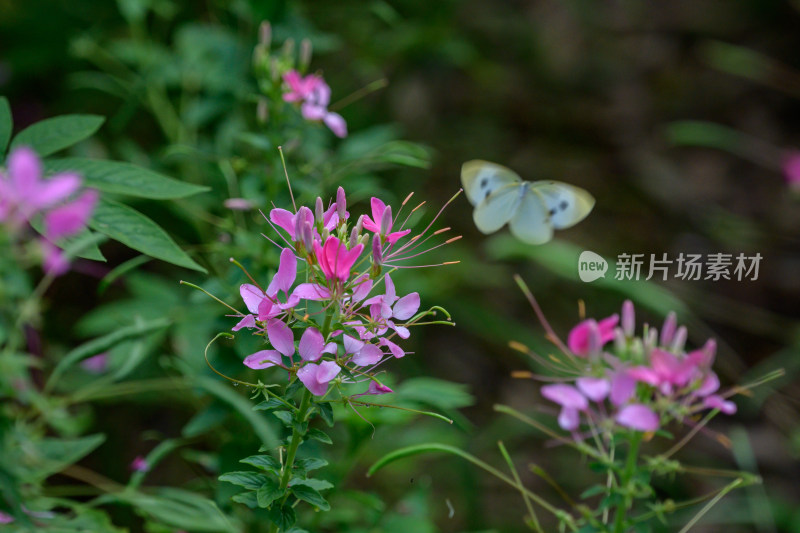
559,200,569,211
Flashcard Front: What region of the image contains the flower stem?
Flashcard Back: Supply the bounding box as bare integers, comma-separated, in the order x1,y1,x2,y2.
612,432,642,533
269,387,313,533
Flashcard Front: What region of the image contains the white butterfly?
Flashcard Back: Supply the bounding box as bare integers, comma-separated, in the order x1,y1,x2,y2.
460,160,595,245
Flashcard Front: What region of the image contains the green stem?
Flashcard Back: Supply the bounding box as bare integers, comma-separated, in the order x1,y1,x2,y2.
612,432,643,533
270,388,313,533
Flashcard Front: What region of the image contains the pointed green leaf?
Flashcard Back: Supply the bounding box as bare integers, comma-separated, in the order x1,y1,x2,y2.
253,398,285,411
44,158,209,199
218,471,268,490
240,455,281,475
294,457,327,474
290,484,330,511
0,96,12,155
231,491,258,509
88,199,206,272
290,478,334,491
10,114,104,157
256,478,283,508
267,504,296,531
272,410,294,427
306,428,332,445
316,401,334,427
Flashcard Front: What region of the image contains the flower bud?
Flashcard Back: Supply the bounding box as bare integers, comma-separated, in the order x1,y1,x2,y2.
337,186,347,223
613,327,626,353
621,300,635,337
299,38,313,72
372,234,383,265
643,325,657,352
257,98,269,124
259,21,272,47
586,319,602,359
660,312,677,347
349,226,360,248
670,326,687,353
315,197,324,225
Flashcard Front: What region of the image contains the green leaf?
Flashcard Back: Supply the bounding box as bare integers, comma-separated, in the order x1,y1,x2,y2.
10,115,104,157
306,428,332,445
218,471,268,490
253,398,285,411
231,491,258,509
45,158,209,199
579,485,607,499
240,454,281,475
196,377,279,449
294,457,327,474
0,96,12,155
267,504,296,531
256,478,283,508
47,317,171,391
121,488,237,532
316,401,334,427
88,199,206,272
272,410,294,427
290,478,334,491
290,483,330,511
26,434,106,480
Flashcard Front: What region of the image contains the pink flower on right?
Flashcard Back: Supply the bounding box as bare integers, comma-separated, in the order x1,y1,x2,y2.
540,300,736,436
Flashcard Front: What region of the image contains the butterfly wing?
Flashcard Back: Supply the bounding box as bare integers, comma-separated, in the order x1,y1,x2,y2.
508,184,554,244
472,182,523,234
530,181,595,229
461,160,522,206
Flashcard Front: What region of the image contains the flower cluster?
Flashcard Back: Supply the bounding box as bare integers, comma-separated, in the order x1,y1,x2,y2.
283,70,347,138
541,300,736,435
232,187,456,397
0,147,97,275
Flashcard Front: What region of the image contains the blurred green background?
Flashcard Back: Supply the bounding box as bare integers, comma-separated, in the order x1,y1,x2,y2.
2,0,799,531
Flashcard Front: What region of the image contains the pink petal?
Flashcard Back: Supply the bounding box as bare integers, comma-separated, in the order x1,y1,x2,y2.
378,337,405,358
369,198,386,232
301,102,327,120
36,173,83,209
610,372,636,406
540,384,588,410
392,292,420,320
232,314,256,331
270,208,297,239
385,228,411,244
267,248,297,296
240,284,264,314
703,395,737,414
351,274,373,301
364,381,393,395
267,319,295,357
352,343,383,366
298,327,324,361
292,283,331,301
243,349,283,369
627,366,660,386
297,361,341,396
44,189,98,239
323,112,347,138
343,334,364,354
616,404,659,432
41,240,69,276
317,360,341,382
576,377,610,403
8,146,43,199
696,372,720,397
389,321,410,339
558,407,580,431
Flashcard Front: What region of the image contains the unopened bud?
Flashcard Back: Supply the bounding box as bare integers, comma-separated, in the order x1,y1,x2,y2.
660,312,677,347
372,235,383,265
257,98,269,123
670,326,687,353
282,38,295,60
613,327,626,353
315,197,324,225
299,38,313,71
336,186,347,222
587,320,602,359
349,226,360,248
621,300,635,337
259,21,272,47
643,325,657,352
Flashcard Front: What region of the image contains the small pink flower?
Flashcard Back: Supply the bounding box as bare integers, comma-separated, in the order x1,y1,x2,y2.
703,394,737,414
297,360,341,396
0,510,14,524
567,314,619,356
130,456,150,472
282,70,348,138
298,327,337,362
541,384,588,431
81,353,109,373
783,151,800,189
361,198,411,245
313,236,364,282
